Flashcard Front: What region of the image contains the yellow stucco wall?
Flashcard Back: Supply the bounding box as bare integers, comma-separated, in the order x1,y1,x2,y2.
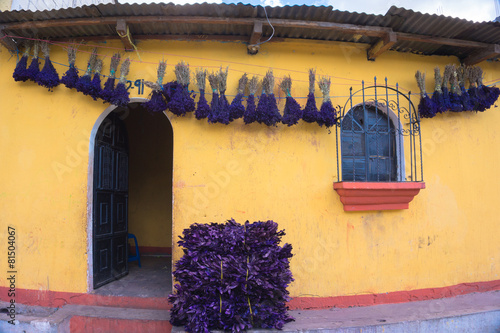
0,38,499,297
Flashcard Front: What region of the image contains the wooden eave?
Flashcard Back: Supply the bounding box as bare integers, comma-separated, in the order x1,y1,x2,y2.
1,15,499,64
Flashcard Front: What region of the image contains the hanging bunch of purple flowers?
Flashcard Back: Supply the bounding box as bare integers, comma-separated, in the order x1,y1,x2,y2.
280,75,303,126
419,65,500,117
447,65,463,112
194,68,211,120
100,53,121,103
60,46,79,89
317,75,337,128
35,42,60,91
75,48,97,96
415,70,437,118
430,67,446,114
88,59,103,100
13,45,31,82
110,58,131,107
243,76,259,124
143,61,168,113
169,219,294,333
217,67,231,123
207,69,230,124
167,61,195,116
25,42,40,82
457,65,473,111
229,73,248,121
256,70,282,126
302,68,320,123
474,66,500,112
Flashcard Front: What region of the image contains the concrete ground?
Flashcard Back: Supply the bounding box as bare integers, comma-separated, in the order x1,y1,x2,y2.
1,290,499,332
93,255,172,298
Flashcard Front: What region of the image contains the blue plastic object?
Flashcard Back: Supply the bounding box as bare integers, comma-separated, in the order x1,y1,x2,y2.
128,233,141,267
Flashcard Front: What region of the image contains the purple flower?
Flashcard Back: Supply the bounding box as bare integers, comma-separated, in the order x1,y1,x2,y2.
243,94,257,124
35,56,60,91
61,64,79,89
100,77,116,103
255,94,281,126
170,219,294,332
143,90,168,113
318,100,337,128
13,55,30,82
302,93,319,123
167,83,196,116
110,82,130,107
88,73,102,100
229,93,245,121
195,89,211,119
26,57,40,82
281,96,303,126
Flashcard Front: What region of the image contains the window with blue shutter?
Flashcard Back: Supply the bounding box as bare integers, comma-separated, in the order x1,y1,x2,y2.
341,104,398,182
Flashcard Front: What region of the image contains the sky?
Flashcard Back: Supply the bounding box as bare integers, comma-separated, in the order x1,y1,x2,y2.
138,0,498,22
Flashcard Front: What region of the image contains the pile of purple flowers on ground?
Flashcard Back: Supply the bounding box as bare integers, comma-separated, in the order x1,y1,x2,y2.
169,219,294,333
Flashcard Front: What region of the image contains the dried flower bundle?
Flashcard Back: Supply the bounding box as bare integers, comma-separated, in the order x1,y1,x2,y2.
61,46,79,89
143,61,168,113
75,48,98,96
110,57,131,107
447,64,463,112
317,76,337,128
167,61,196,116
302,69,320,123
194,68,211,119
228,73,248,121
243,76,259,124
26,42,40,82
169,219,294,332
13,45,31,82
88,59,103,100
415,70,437,118
255,70,281,126
35,42,60,91
100,53,121,103
280,75,303,126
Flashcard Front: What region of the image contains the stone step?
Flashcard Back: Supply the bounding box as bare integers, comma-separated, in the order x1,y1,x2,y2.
0,303,171,333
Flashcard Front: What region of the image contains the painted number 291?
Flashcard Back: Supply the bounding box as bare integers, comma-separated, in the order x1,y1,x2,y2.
126,79,145,95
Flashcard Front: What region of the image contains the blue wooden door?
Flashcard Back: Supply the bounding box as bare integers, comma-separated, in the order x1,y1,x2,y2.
341,105,397,181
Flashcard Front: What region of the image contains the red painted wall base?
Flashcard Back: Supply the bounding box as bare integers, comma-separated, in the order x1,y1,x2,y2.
1,279,499,311
287,279,500,310
131,246,172,255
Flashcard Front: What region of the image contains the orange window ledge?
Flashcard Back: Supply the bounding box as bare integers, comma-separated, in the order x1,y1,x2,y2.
333,182,426,211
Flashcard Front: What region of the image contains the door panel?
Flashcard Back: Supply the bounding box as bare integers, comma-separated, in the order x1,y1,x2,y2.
95,193,112,236
94,238,112,286
114,194,128,233
112,236,127,279
93,112,129,289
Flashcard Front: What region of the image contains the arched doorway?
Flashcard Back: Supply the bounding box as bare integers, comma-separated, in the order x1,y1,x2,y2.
87,100,173,295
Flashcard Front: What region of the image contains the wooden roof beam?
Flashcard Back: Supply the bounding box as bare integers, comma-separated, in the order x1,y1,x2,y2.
0,27,18,52
463,44,500,66
116,19,135,52
247,21,262,55
396,32,492,49
2,16,392,38
367,32,397,61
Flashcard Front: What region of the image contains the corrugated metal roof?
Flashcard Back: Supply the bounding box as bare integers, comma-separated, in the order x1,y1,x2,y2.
1,3,499,62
